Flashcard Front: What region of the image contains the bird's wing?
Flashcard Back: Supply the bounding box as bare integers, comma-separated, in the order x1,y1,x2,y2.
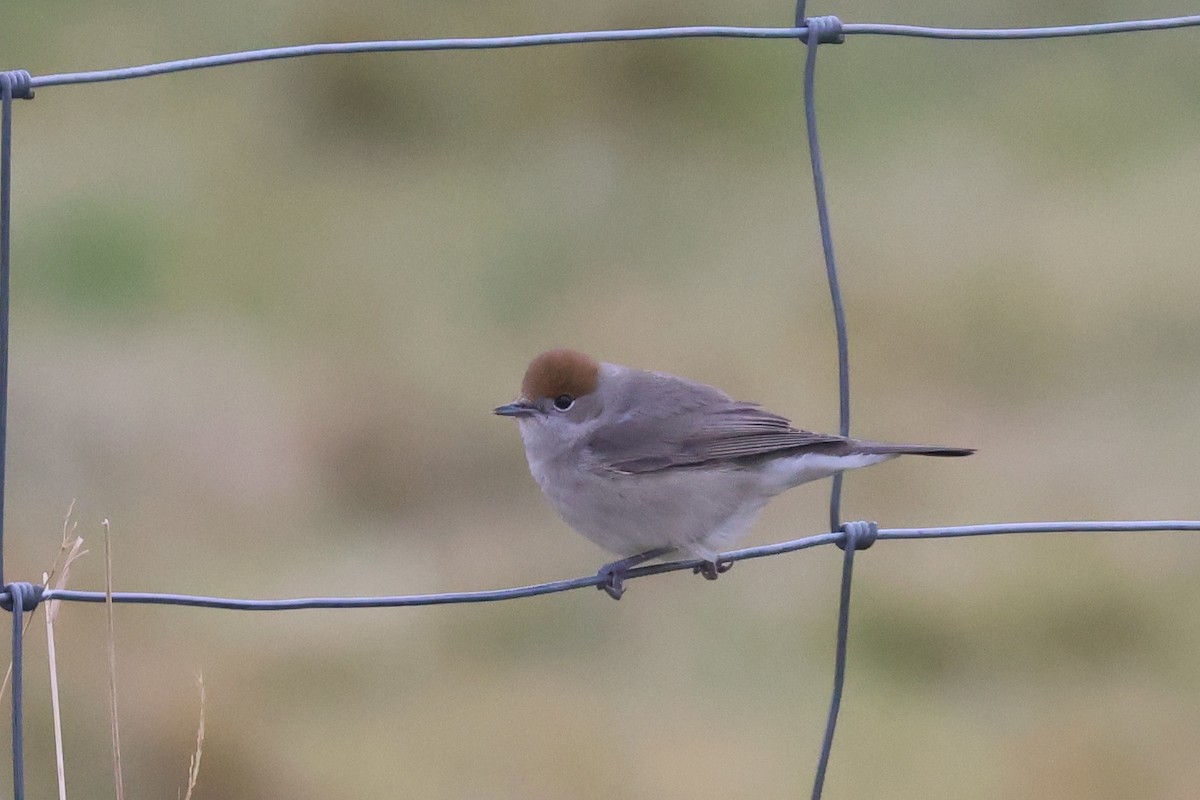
585,375,846,474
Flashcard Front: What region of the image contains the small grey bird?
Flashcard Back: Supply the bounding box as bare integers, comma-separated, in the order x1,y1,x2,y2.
495,349,973,599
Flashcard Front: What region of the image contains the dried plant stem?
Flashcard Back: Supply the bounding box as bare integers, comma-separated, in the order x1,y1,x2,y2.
0,502,86,703
45,609,65,800
104,519,125,800
181,674,205,800
46,533,85,800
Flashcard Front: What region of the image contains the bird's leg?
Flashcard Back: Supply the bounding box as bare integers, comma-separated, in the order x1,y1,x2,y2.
596,547,675,600
693,558,733,581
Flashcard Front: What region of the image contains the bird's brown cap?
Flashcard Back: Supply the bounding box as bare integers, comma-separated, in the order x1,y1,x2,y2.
521,349,600,401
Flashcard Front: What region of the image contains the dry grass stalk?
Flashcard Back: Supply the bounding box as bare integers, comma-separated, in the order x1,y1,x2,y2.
0,501,88,703
46,530,87,800
104,518,125,800
180,674,205,800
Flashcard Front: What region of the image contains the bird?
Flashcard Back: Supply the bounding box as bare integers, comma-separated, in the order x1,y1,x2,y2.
495,349,973,599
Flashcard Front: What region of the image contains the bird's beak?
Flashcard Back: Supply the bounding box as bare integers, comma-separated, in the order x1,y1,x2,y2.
493,399,537,417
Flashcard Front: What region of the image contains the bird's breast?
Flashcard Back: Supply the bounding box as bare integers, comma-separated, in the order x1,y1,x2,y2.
525,451,771,556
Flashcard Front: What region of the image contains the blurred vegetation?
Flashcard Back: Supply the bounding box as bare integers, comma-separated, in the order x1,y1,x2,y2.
4,1,1200,798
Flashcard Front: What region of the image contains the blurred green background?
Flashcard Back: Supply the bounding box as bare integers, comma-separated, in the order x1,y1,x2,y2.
4,1,1200,797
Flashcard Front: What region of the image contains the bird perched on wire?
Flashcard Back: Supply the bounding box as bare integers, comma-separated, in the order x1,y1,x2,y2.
495,349,973,599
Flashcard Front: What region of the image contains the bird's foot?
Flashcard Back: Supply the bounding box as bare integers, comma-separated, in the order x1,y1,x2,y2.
693,558,733,581
595,547,675,601
596,563,629,601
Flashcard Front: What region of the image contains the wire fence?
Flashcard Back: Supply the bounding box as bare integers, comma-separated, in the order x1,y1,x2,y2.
3,5,1200,799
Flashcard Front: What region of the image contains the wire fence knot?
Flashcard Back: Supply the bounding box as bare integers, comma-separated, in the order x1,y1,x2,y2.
0,72,35,101
837,520,878,552
1,583,43,613
804,16,846,45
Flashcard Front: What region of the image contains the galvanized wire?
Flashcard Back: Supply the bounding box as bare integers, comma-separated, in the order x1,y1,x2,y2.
23,14,1200,89
19,521,1200,611
3,9,1200,800
0,73,14,588
796,17,854,798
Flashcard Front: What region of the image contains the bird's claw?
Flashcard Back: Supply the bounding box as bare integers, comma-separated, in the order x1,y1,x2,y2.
693,559,733,581
595,548,673,600
596,565,627,600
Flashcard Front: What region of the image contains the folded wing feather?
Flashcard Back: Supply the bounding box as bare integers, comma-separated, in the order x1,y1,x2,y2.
586,373,848,474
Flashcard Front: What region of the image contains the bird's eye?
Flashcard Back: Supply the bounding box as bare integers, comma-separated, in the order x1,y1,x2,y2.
552,394,575,411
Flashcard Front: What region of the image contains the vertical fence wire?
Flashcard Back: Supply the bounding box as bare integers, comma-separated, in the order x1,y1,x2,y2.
797,14,858,799
0,72,15,589
9,585,25,800
798,21,851,536
1,73,19,800
811,522,875,799
0,72,33,800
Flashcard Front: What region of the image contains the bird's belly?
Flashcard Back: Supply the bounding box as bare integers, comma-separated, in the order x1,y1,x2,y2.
533,464,769,558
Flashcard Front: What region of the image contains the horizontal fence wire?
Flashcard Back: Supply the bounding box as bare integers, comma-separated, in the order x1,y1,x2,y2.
4,9,1200,800
9,14,1199,91
11,521,1198,612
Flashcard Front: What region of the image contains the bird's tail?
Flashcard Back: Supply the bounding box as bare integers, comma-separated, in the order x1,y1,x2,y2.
851,441,975,457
